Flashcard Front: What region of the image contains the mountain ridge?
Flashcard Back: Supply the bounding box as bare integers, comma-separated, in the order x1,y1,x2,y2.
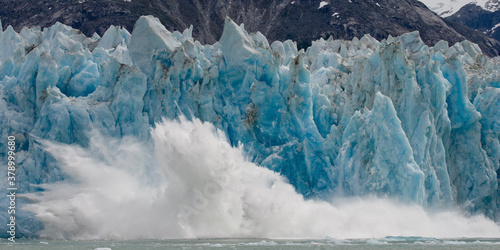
1,0,500,56
447,3,500,42
418,0,500,17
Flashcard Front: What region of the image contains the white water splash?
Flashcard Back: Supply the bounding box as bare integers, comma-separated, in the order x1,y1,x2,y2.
24,117,500,239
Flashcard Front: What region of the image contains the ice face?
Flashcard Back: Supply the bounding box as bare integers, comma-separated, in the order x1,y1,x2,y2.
19,116,500,239
336,92,426,204
1,15,500,237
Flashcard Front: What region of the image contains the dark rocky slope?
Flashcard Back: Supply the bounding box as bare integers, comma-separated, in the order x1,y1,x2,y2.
446,3,500,43
1,0,500,56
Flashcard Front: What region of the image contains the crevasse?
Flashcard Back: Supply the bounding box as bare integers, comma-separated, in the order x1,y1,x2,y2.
0,16,499,236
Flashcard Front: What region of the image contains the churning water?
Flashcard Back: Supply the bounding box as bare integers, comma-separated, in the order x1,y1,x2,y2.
20,117,500,240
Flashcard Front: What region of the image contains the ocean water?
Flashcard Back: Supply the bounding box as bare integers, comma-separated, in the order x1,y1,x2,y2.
2,238,500,250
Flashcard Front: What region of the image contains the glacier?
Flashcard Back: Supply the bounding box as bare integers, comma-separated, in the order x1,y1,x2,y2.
0,15,500,237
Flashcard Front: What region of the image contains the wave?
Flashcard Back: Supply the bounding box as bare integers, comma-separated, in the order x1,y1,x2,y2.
23,116,500,239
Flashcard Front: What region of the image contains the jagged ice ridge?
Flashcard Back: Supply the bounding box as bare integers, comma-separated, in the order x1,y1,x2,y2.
0,16,500,236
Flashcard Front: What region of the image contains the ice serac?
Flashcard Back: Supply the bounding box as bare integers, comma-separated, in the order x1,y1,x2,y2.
97,25,130,50
2,15,500,237
474,87,500,217
337,92,425,204
437,47,496,215
220,17,260,66
129,15,180,77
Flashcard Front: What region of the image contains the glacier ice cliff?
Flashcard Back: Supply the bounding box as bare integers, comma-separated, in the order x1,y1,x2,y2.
1,16,500,237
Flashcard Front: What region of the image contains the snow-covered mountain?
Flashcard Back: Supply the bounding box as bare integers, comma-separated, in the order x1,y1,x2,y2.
446,3,500,40
419,0,500,17
418,1,500,50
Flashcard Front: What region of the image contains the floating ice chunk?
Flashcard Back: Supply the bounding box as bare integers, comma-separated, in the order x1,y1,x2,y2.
319,1,329,9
